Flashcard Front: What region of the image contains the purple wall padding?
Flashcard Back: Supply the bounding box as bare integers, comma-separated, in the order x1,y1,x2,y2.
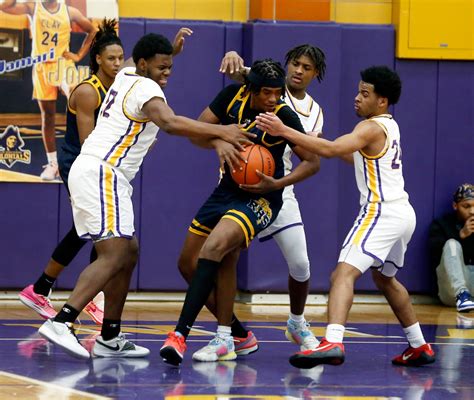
434,61,474,216
3,20,473,295
394,60,439,293
0,184,60,287
119,18,146,59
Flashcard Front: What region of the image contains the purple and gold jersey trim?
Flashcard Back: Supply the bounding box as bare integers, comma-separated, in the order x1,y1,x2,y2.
122,79,152,123
363,158,385,203
104,120,146,167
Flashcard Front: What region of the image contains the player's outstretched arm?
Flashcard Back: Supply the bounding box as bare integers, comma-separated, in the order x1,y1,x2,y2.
219,51,248,83
172,27,193,56
256,112,373,158
142,97,254,149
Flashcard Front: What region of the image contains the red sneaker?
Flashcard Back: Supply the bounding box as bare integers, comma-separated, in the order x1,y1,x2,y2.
289,338,345,369
234,331,259,356
19,285,56,320
392,343,435,367
83,292,104,325
160,332,187,366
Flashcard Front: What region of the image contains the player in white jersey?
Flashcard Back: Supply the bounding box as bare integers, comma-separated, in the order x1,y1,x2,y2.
256,66,436,368
38,33,254,360
218,45,325,351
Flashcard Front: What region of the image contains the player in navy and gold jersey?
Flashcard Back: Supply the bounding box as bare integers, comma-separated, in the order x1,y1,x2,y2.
0,0,96,180
19,19,124,326
257,66,435,368
160,59,318,365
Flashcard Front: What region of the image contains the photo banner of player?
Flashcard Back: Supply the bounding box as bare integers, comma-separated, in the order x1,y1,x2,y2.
0,0,118,183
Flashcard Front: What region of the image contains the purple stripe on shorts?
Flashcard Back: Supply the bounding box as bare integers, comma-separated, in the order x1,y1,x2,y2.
361,202,382,263
113,169,122,236
342,205,368,248
258,222,303,242
98,165,105,237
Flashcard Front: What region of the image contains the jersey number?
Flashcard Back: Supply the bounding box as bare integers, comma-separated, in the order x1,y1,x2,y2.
391,139,402,169
101,89,118,118
41,32,58,46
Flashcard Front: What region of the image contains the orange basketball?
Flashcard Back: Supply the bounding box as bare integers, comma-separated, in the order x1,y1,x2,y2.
230,144,275,185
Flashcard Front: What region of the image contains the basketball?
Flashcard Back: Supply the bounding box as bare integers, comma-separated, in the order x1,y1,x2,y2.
230,144,275,185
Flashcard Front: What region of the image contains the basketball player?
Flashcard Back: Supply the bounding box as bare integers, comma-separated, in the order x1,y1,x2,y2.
18,19,125,326
18,24,193,326
218,45,326,351
0,0,96,181
160,59,318,365
37,33,252,359
256,66,436,367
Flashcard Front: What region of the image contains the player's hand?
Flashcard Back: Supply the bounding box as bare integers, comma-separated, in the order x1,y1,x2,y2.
63,51,80,62
212,139,246,173
219,51,244,74
239,170,281,194
221,124,255,151
255,112,287,137
460,216,474,239
172,27,193,56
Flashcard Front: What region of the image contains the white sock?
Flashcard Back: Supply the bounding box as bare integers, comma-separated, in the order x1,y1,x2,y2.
289,312,305,324
403,322,426,348
217,325,232,338
46,151,57,164
325,324,345,343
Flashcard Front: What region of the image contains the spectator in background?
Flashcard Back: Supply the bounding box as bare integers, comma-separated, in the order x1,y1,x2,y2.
430,183,474,312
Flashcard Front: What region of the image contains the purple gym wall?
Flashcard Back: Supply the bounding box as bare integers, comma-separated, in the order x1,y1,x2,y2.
1,20,472,296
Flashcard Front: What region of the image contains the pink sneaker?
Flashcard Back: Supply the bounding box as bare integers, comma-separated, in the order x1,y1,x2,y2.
19,285,56,319
83,292,104,325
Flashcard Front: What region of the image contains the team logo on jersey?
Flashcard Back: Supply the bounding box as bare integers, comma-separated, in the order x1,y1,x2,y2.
0,125,31,168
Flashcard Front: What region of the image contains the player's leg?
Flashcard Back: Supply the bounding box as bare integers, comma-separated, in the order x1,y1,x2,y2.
19,224,88,319
161,219,245,365
192,248,240,362
272,225,318,350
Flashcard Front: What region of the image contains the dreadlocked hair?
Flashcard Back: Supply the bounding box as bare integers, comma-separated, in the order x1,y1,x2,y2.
285,44,326,83
89,18,122,74
245,58,286,96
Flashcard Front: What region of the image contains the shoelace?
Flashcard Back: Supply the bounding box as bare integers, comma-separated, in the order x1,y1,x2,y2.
64,322,81,343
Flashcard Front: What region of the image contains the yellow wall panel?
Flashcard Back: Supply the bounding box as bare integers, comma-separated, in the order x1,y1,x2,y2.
331,0,393,24
394,0,474,60
118,0,247,21
0,12,29,30
117,0,175,19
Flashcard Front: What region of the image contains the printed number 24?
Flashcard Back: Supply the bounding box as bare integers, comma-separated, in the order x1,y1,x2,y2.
391,139,402,169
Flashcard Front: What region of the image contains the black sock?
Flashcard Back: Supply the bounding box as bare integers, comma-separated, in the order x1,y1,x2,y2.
176,258,220,338
54,303,80,323
231,314,248,338
101,319,121,341
33,273,56,297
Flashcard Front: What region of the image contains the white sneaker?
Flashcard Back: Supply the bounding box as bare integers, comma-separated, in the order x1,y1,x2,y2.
192,335,237,362
40,161,60,181
38,319,90,359
285,319,320,351
92,333,150,358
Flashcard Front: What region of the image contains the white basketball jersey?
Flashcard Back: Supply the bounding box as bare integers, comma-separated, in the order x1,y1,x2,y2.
283,88,323,174
81,67,165,182
353,114,409,205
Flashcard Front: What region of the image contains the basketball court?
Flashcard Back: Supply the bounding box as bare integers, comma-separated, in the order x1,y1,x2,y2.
0,299,473,399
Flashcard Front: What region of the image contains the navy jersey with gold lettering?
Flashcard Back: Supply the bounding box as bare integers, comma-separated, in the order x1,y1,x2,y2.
209,84,305,199
58,74,108,187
